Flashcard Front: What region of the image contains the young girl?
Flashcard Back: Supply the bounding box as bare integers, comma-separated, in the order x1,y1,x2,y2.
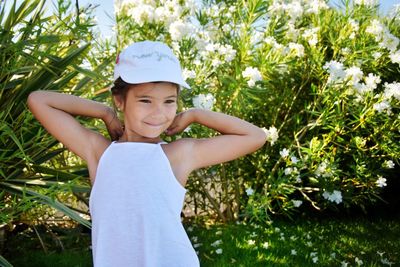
27,41,266,267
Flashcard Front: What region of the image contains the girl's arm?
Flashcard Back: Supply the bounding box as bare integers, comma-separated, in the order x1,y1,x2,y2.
27,91,122,162
166,108,266,170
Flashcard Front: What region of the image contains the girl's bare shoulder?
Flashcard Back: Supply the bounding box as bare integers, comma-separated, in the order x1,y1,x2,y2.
162,138,195,165
163,138,194,154
86,132,111,183
161,138,196,186
89,132,112,162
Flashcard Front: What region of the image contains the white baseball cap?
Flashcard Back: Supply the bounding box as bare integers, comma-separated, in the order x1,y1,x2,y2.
113,40,190,89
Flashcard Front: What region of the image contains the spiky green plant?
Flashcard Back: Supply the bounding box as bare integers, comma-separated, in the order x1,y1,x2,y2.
0,0,114,265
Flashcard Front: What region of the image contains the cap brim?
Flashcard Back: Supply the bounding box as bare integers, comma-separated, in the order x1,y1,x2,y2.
115,67,191,89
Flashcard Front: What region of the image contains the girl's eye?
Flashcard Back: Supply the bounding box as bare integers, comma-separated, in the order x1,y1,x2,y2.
165,100,176,104
139,100,151,103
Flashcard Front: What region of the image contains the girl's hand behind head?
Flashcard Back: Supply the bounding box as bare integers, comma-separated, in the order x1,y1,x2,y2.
165,109,196,136
104,108,124,140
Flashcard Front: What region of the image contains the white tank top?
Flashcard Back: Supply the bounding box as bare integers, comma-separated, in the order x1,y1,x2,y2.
89,141,199,267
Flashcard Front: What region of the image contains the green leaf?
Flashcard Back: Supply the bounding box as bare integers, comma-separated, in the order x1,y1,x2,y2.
0,182,91,229
0,254,13,267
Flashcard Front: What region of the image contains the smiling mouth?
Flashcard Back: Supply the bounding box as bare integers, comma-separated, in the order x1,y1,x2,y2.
145,122,164,127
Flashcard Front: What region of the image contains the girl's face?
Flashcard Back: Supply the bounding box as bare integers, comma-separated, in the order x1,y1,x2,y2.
114,82,178,141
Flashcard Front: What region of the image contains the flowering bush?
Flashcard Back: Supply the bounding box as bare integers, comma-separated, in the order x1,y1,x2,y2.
115,0,400,221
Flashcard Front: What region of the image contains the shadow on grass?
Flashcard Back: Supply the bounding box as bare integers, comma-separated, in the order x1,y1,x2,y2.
2,215,399,267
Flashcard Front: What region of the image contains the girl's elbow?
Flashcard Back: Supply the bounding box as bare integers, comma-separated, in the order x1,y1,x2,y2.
27,91,45,110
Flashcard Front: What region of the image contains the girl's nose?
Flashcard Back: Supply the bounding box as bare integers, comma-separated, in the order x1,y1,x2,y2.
150,104,165,117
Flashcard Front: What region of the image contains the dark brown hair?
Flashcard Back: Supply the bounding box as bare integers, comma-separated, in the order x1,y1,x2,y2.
110,77,180,105
110,77,131,102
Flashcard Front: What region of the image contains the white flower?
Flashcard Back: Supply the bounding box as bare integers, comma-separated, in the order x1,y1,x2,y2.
247,239,256,245
155,2,182,26
310,252,318,263
292,200,303,207
376,176,387,187
220,44,236,62
341,261,349,267
291,156,299,164
373,101,392,114
192,93,215,110
183,0,200,15
169,20,195,41
366,19,385,37
242,67,262,87
381,258,394,265
280,148,290,158
305,0,329,14
373,52,382,59
366,19,399,52
221,24,231,33
262,126,279,145
388,4,400,20
211,239,223,247
291,249,297,255
341,47,351,55
354,0,378,6
345,66,364,84
303,27,319,46
383,160,395,169
264,36,278,46
380,32,399,52
211,58,222,68
389,50,400,65
285,167,293,175
268,1,285,13
364,73,381,91
245,188,254,196
323,60,346,83
383,82,400,100
262,242,269,249
182,69,196,80
215,248,223,254
355,257,363,265
288,42,305,57
128,4,155,26
331,190,342,204
349,19,360,32
286,23,300,42
285,1,303,21
279,232,285,241
250,31,264,46
315,162,327,177
323,190,343,204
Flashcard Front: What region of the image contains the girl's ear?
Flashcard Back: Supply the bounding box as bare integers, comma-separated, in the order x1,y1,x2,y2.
112,95,123,110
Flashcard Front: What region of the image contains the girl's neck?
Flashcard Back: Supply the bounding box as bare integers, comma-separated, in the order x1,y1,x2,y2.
118,132,163,144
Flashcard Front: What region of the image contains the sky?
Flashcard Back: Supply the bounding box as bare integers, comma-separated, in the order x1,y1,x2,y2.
3,0,400,38
78,0,115,38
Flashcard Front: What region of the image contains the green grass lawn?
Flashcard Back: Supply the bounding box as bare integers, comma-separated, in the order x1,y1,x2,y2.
189,217,399,266
3,216,399,267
